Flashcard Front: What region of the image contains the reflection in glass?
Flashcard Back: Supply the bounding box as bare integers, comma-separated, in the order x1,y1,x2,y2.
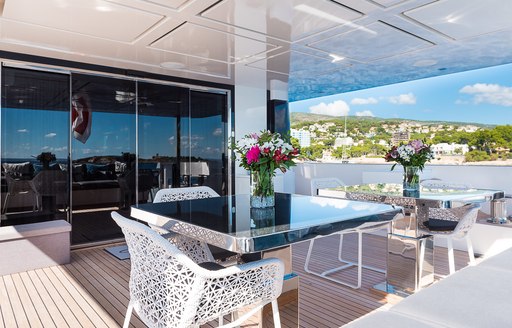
186,91,228,195
138,82,188,195
1,66,230,245
71,73,135,243
1,67,69,224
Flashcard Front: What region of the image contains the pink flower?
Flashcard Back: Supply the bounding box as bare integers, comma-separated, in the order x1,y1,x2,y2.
246,146,261,164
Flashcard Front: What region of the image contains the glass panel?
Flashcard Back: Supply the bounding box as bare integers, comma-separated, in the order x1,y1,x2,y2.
71,73,135,244
137,82,189,199
1,67,70,225
186,90,228,195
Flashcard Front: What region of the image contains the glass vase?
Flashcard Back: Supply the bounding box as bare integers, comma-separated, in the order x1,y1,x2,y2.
250,169,275,208
403,166,420,198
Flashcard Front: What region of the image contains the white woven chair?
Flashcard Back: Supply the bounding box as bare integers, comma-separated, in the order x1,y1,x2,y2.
153,185,219,202
112,212,284,328
151,186,224,263
421,203,480,276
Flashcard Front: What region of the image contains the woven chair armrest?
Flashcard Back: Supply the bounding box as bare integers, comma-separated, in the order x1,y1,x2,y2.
188,257,284,323
196,257,284,279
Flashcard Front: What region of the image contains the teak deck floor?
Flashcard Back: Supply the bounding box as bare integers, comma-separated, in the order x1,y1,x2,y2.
0,234,471,328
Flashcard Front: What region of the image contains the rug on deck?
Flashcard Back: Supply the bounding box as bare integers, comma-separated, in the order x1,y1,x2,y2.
105,245,130,260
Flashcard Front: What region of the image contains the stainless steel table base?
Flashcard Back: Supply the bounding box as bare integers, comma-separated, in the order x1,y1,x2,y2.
385,233,434,294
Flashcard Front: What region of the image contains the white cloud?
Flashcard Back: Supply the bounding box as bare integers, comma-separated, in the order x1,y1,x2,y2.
213,128,223,136
17,129,29,133
309,100,350,116
355,110,374,117
459,83,512,106
45,132,57,138
351,97,378,105
388,93,416,105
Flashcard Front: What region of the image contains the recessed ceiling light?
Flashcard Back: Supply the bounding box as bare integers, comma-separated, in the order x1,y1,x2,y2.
160,62,186,70
329,54,345,63
95,5,112,12
413,59,438,67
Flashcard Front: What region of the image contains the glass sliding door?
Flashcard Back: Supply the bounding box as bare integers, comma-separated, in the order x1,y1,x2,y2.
1,65,231,245
137,82,189,198
70,73,136,244
1,67,70,225
186,90,228,195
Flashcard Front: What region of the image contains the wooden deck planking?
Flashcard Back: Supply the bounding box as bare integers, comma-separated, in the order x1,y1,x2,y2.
0,235,472,328
10,273,43,328
26,270,69,327
18,271,57,328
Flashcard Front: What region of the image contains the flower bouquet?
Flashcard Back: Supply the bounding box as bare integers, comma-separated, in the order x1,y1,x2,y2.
36,152,57,169
232,130,299,207
384,139,434,195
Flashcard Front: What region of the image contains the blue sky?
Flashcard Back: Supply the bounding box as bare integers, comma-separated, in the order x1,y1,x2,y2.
290,63,512,125
2,109,224,160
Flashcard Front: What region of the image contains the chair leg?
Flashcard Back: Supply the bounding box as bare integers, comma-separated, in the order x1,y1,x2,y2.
356,231,363,289
2,193,10,214
304,239,316,273
466,236,476,266
123,303,134,328
218,315,223,326
447,237,455,275
337,233,344,262
272,299,281,328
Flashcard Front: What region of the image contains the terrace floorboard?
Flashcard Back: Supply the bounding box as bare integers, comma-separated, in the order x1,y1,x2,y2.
0,234,471,328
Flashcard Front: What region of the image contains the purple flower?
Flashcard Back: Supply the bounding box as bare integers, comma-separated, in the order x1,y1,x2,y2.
246,146,261,164
409,139,424,152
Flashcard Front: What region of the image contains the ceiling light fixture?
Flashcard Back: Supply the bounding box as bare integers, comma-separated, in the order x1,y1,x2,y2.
95,5,112,12
329,54,345,63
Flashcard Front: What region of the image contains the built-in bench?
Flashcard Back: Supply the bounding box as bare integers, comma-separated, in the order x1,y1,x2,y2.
0,220,71,276
343,246,512,327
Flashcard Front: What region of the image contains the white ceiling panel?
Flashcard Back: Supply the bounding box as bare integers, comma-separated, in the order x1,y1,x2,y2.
247,50,349,76
150,22,278,63
368,0,408,8
2,0,163,43
0,0,512,102
138,0,192,10
161,55,231,78
0,19,230,78
309,21,433,62
200,0,363,42
404,0,512,40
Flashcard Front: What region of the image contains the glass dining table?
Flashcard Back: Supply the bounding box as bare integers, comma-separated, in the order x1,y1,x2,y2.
318,183,505,294
130,192,401,327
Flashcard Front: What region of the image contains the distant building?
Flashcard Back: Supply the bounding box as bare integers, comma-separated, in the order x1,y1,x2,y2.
291,129,311,147
391,131,410,145
431,143,469,155
334,137,354,149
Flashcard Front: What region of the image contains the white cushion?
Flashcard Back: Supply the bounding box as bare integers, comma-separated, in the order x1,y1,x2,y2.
391,265,512,328
343,310,445,328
